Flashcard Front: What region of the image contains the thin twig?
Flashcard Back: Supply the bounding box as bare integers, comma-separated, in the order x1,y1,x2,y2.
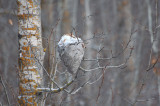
0,76,11,106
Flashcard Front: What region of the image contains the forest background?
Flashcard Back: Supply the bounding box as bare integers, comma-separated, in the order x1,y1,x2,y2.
0,0,160,106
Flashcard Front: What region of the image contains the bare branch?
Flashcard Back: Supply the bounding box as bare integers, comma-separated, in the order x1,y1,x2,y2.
0,76,11,106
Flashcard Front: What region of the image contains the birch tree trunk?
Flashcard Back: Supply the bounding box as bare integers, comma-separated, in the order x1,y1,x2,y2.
17,0,44,105
84,0,94,105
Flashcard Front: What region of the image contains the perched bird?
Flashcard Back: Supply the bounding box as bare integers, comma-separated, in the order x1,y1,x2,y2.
58,34,85,75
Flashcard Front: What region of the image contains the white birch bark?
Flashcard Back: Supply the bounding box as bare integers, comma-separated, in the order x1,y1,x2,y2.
83,0,94,105
17,0,44,105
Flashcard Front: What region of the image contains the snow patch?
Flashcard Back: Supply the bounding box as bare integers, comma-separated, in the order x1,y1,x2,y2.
58,34,83,47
